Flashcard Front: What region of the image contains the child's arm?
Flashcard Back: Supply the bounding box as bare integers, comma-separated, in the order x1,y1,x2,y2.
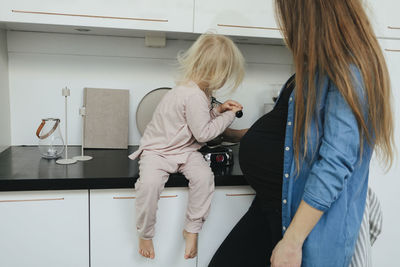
210,100,242,119
210,106,221,119
186,94,240,143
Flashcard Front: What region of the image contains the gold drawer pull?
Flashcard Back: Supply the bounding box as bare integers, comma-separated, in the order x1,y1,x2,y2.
384,49,400,52
226,193,256,197
217,24,279,31
113,196,136,200
0,197,64,203
12,10,168,23
113,195,178,200
388,26,400,30
160,195,178,199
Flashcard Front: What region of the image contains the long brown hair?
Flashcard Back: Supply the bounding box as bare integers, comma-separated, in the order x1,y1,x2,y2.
275,0,394,170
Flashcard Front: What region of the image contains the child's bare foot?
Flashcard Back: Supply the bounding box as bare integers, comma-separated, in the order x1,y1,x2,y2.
138,238,155,259
183,230,198,259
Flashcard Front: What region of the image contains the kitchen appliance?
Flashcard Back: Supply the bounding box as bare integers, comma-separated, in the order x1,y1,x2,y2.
199,145,234,167
36,118,64,159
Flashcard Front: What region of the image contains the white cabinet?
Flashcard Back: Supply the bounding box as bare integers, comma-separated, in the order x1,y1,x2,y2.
90,188,196,267
194,0,281,39
366,0,400,38
0,190,89,267
197,186,255,267
0,0,194,33
0,186,254,267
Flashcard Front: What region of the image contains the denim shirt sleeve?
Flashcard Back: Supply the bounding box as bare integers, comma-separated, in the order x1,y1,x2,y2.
302,79,362,212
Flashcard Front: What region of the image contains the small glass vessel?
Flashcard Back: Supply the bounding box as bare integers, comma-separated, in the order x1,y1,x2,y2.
36,118,64,159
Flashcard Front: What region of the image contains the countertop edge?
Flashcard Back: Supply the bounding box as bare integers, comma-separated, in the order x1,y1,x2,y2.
0,145,248,191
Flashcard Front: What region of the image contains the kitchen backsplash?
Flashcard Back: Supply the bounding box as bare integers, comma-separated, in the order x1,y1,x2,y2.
7,31,293,146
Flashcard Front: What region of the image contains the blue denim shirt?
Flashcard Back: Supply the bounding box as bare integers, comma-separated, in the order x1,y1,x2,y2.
280,67,372,267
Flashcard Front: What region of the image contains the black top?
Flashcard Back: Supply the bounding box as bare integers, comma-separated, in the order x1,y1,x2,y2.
0,145,246,191
239,76,295,209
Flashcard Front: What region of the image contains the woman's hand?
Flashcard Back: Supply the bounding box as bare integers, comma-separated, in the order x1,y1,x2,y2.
217,100,243,113
222,128,248,143
270,200,323,267
270,236,302,267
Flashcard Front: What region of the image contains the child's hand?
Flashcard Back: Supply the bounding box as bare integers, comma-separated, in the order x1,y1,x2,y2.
217,100,243,113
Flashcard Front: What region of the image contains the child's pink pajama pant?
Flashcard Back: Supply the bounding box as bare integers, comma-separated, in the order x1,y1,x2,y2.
134,151,214,240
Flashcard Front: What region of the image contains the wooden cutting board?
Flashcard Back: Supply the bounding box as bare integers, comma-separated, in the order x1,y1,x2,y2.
83,88,129,149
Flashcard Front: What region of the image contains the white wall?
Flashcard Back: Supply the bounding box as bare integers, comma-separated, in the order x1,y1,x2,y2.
368,39,400,267
369,159,400,267
7,31,293,145
0,29,11,153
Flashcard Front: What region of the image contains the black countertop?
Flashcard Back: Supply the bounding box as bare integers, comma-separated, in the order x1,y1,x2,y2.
0,145,247,191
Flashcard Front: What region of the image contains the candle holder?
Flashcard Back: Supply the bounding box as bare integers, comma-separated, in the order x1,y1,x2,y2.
56,87,77,165
73,107,93,161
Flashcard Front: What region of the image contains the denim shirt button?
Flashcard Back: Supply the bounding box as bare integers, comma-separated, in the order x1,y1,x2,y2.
285,173,289,178
285,146,290,151
283,199,287,204
283,226,286,231
287,121,292,126
289,97,293,102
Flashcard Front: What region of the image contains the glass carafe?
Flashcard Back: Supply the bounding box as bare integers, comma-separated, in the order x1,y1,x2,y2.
36,118,64,159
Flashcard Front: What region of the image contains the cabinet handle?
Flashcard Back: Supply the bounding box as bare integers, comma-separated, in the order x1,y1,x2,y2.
225,193,256,197
12,10,168,23
217,24,279,31
388,26,400,30
385,49,400,52
113,195,178,200
0,197,64,203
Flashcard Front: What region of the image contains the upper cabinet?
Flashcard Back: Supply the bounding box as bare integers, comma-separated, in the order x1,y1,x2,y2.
0,0,194,32
194,0,281,39
366,0,400,38
2,0,400,41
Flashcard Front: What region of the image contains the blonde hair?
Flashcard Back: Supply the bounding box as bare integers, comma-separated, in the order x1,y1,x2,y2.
275,0,395,170
177,33,245,96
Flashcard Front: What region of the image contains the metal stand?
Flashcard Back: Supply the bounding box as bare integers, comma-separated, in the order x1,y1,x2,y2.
73,107,93,161
57,87,77,165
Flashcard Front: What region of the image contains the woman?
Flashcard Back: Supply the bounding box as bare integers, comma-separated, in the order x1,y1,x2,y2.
208,0,394,266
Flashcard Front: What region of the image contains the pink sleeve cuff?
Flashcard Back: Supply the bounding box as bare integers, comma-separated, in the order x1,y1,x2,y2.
211,107,221,118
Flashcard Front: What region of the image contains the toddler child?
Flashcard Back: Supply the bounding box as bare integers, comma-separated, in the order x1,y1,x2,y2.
129,33,245,260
